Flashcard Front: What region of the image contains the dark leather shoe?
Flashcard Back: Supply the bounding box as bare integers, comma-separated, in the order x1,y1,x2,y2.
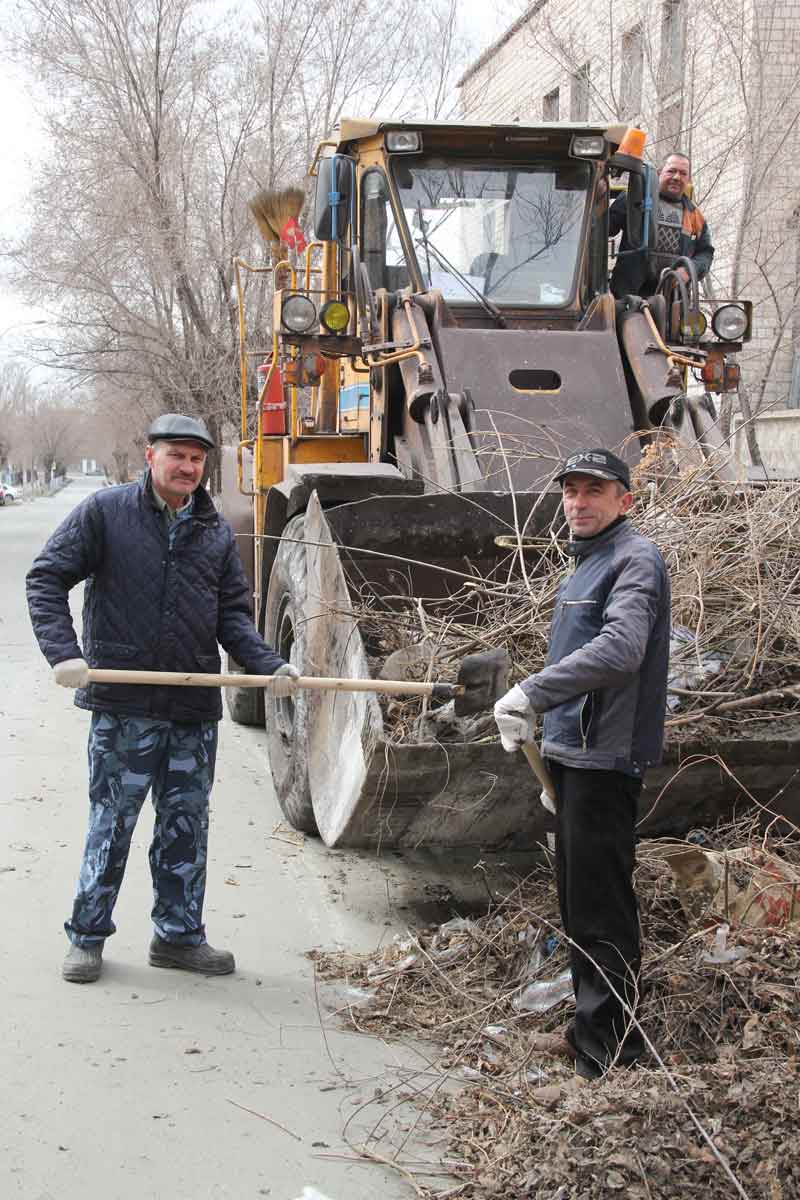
148,935,235,975
63,942,104,983
575,1054,603,1081
565,1025,604,1080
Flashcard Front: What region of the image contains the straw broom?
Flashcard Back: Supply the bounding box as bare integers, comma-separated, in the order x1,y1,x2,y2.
248,187,305,260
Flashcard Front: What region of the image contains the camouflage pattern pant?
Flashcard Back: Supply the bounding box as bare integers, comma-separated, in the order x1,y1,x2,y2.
66,713,218,948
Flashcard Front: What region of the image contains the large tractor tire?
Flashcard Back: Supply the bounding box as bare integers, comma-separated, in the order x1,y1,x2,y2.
224,654,265,726
263,514,318,835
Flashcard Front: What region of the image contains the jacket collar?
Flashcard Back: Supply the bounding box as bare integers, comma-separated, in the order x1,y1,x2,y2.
140,469,217,522
657,191,696,214
567,515,629,560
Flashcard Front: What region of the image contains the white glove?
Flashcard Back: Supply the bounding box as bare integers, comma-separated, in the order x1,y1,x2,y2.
269,663,300,698
493,683,536,753
540,789,557,814
54,658,89,688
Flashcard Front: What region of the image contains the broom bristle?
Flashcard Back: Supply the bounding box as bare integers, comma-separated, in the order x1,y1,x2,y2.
248,187,305,246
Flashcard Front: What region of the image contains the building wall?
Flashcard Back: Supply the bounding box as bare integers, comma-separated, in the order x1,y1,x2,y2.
459,0,800,434
734,410,800,475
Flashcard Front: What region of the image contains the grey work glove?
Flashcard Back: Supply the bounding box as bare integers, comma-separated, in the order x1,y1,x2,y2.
493,683,536,752
269,663,300,698
53,658,89,688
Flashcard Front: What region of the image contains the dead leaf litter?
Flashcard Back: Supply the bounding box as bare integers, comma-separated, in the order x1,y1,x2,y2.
312,814,800,1199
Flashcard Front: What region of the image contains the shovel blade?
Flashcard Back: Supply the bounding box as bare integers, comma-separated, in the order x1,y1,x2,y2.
455,647,510,716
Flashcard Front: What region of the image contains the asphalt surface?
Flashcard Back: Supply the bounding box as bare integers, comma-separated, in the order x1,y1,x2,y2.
2,477,438,1200
3,476,542,1199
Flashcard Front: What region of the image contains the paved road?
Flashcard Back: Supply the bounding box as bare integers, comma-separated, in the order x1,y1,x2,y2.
2,478,439,1200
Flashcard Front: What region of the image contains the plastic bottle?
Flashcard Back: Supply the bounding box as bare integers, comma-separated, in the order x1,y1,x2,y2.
512,969,574,1013
701,922,747,964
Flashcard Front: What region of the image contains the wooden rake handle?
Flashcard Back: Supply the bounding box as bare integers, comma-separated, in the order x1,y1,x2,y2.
521,741,556,796
86,668,460,701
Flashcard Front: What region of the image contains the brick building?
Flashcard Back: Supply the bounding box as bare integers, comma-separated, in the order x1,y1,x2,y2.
458,0,800,468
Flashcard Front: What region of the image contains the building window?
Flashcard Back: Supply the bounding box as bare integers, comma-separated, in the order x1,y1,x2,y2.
620,25,644,118
543,87,560,122
570,64,590,121
657,100,682,155
660,0,686,96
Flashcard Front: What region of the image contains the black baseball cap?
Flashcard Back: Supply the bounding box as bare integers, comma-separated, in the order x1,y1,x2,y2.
555,448,631,491
147,413,215,451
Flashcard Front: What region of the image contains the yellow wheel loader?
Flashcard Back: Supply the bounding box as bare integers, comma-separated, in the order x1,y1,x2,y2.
218,119,790,849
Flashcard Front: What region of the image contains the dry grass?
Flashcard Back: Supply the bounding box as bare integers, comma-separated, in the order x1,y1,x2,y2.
313,815,800,1198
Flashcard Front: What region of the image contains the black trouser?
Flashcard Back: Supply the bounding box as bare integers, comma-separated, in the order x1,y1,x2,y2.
549,761,644,1077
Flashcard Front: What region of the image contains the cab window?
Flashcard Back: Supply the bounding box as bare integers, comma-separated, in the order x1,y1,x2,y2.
360,168,410,293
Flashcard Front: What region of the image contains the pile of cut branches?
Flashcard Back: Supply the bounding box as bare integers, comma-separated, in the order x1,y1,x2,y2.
351,469,800,747
313,815,800,1198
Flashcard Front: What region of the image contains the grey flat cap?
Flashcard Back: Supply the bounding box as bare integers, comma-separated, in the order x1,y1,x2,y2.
147,413,215,451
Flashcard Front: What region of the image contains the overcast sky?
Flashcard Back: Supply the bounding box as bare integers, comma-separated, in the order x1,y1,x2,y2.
0,51,47,347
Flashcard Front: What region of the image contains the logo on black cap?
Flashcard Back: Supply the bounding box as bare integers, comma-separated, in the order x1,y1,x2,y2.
555,448,631,490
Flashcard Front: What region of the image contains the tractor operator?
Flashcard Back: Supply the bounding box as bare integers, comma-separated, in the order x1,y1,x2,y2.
493,448,670,1080
609,152,714,298
27,413,299,984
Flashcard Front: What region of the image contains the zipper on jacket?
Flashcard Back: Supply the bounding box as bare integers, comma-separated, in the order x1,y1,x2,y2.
557,597,598,623
579,693,594,752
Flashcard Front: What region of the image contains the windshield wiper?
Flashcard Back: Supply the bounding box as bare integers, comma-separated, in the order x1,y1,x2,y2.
412,231,507,329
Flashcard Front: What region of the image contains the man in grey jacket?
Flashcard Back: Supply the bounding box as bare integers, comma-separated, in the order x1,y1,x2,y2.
494,448,670,1079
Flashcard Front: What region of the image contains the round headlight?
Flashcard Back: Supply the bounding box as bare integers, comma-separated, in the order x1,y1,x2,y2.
319,299,350,333
281,294,317,334
712,304,748,341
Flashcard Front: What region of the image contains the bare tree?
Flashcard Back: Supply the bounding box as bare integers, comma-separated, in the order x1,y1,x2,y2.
0,361,33,468
702,0,800,458
6,0,473,440
81,381,147,482
0,360,43,481
29,392,86,482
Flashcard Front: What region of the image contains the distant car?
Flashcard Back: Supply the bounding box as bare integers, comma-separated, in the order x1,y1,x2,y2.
0,482,17,502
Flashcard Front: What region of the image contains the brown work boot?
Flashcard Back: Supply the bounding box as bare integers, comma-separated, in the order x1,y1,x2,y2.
529,1029,577,1060
63,942,104,983
148,935,235,975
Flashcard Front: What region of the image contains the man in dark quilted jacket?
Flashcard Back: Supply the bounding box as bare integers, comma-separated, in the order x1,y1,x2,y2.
494,448,670,1080
27,414,299,984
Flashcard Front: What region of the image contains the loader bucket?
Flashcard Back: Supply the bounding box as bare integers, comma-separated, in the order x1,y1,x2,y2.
293,493,800,849
299,489,560,847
